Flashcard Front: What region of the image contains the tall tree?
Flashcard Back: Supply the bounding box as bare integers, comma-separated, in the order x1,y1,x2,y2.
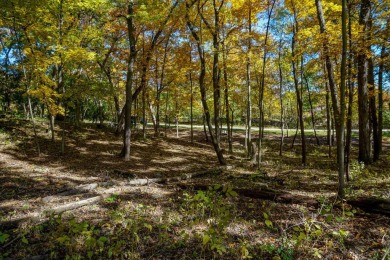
357,0,371,163
121,1,137,160
315,0,347,198
186,0,226,165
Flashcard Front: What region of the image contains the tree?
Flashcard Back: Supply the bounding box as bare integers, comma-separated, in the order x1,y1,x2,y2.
315,0,347,198
186,0,226,165
121,1,137,161
357,0,371,164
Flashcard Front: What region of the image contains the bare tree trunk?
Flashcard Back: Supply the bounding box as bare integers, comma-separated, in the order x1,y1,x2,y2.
165,90,169,135
222,41,232,153
257,0,275,168
187,2,225,165
326,81,332,157
245,3,252,157
203,114,209,142
142,87,146,139
315,0,347,199
121,2,137,160
345,5,354,181
190,71,194,143
28,96,40,156
357,0,371,164
368,56,379,161
49,114,55,142
291,20,306,165
378,45,386,154
304,75,320,145
278,40,284,156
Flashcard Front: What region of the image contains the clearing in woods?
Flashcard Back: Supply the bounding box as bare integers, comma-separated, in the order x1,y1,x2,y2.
0,118,389,259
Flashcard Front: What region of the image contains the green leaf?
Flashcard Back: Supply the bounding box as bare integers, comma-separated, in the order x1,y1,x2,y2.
0,233,9,243
339,229,349,238
265,219,273,228
263,213,269,219
21,236,28,244
144,223,153,232
203,234,210,245
298,232,306,241
315,230,323,237
99,236,108,243
228,190,238,197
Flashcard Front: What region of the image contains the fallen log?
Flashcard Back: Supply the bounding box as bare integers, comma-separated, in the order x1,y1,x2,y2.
177,184,390,216
125,168,223,186
1,169,223,229
42,183,99,203
1,194,110,230
347,197,390,217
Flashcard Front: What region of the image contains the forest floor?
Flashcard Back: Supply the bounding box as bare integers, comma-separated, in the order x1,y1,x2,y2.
0,116,389,259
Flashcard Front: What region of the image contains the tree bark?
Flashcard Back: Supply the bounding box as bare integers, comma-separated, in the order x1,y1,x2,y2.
345,4,354,181
278,39,284,156
378,45,386,154
315,0,346,199
222,41,232,153
291,18,306,165
368,56,379,161
245,3,252,157
121,2,137,161
304,75,320,145
186,1,226,165
357,0,371,164
257,0,275,167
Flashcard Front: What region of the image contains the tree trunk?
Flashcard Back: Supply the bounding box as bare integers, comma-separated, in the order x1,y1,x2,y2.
357,0,371,164
378,45,385,154
278,40,284,156
257,0,275,168
304,75,320,145
190,71,194,143
345,6,354,181
222,41,232,153
326,81,332,157
315,0,346,199
121,2,137,161
187,2,225,165
291,21,306,165
246,3,252,157
368,56,379,161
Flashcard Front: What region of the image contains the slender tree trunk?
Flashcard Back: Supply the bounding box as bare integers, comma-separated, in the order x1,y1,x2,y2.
246,4,252,157
28,96,40,156
315,0,346,199
121,2,137,160
222,41,232,153
278,42,284,156
165,90,169,134
203,114,209,142
142,87,146,138
291,22,306,165
368,56,379,161
345,5,354,181
304,75,320,145
357,0,371,164
326,81,332,157
187,3,225,165
378,45,385,154
49,114,55,142
257,0,275,167
190,71,194,143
